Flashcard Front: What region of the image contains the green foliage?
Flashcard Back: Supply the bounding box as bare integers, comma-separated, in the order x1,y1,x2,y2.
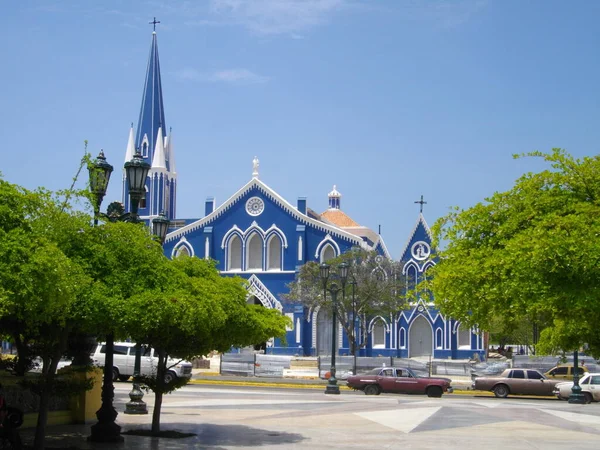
427,149,600,357
120,256,290,433
285,249,406,353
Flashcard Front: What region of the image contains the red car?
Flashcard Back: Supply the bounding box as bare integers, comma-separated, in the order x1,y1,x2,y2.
346,367,453,397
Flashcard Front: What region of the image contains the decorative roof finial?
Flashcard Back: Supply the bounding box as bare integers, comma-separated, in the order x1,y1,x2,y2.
149,17,160,32
328,185,341,209
252,156,260,179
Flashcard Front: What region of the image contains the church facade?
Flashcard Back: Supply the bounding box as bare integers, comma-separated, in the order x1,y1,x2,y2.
122,29,485,360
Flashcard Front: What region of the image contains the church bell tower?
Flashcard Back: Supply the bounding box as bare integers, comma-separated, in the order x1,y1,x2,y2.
123,25,177,221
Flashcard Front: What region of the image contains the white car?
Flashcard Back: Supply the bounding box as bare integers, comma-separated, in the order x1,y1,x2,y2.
553,372,600,403
91,342,193,383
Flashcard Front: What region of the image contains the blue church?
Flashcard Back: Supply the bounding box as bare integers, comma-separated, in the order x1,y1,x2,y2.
120,29,485,361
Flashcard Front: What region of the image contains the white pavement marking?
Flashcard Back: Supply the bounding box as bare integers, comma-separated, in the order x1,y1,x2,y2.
541,409,600,427
355,407,441,433
165,399,336,407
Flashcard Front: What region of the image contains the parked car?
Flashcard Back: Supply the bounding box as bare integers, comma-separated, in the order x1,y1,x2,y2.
91,342,193,383
553,372,600,403
543,364,589,380
30,357,73,374
472,368,561,398
346,367,453,397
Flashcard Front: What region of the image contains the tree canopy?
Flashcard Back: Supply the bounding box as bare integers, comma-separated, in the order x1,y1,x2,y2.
427,149,600,358
123,256,290,434
286,249,406,355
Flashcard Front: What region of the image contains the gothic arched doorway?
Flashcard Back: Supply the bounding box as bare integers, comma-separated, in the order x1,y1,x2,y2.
409,315,433,357
248,295,267,352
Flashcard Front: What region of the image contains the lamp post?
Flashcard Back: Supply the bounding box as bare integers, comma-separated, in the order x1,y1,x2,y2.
87,148,150,442
349,277,358,377
320,261,349,395
568,349,585,404
125,211,170,415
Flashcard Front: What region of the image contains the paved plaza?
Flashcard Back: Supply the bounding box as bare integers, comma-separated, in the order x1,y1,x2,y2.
18,383,600,449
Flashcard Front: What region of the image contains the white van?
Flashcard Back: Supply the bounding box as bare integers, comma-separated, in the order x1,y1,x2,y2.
91,342,193,383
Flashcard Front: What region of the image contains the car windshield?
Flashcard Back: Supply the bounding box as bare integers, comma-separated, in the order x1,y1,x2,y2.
368,369,383,375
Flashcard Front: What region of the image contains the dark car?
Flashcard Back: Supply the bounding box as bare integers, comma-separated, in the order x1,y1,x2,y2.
346,367,453,397
472,368,561,398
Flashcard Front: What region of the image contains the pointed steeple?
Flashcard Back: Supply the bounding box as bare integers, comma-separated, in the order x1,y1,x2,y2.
152,127,167,169
124,123,135,163
135,30,166,165
166,127,176,173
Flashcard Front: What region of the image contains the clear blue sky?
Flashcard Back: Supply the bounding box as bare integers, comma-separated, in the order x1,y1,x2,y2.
2,0,599,258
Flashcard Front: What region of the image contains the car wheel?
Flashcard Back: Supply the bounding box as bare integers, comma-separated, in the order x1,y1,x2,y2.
494,384,509,398
584,392,593,404
164,371,176,384
426,386,443,398
118,375,130,382
112,368,119,382
364,385,380,396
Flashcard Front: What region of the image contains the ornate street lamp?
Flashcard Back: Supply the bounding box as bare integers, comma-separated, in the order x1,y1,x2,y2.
88,150,113,226
568,350,585,404
152,210,170,243
320,262,349,395
125,211,171,415
124,149,151,220
88,149,151,442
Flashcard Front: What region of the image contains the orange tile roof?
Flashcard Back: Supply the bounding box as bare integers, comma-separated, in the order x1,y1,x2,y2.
320,209,360,227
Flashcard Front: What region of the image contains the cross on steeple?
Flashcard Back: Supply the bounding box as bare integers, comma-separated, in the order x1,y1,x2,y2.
414,195,427,213
149,17,160,31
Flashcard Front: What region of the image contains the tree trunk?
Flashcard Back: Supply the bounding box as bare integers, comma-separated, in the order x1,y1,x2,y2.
13,333,29,376
34,330,69,450
151,349,166,435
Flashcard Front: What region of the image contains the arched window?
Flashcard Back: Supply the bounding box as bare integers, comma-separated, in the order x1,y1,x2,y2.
399,328,406,348
139,186,148,209
321,244,335,262
406,264,417,292
372,321,386,348
458,325,471,348
142,135,149,158
267,235,282,270
175,246,190,258
228,235,242,271
246,233,263,270
436,328,443,349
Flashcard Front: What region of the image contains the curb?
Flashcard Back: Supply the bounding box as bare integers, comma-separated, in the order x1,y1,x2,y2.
188,379,557,399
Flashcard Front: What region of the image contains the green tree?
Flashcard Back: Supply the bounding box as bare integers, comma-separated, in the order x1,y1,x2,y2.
0,177,99,450
124,256,290,434
427,149,600,358
286,249,406,359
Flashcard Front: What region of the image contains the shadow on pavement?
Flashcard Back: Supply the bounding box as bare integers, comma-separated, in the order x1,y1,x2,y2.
123,423,306,448
19,423,305,449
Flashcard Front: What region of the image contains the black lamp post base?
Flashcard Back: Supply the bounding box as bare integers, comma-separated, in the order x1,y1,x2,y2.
568,393,586,404
325,384,340,395
88,421,124,443
124,383,148,414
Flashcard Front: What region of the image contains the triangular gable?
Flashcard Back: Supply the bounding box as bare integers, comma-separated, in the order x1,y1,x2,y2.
165,177,368,246
246,275,283,311
374,235,391,259
399,213,434,262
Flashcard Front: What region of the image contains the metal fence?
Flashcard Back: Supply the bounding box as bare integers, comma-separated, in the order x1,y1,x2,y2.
221,353,597,380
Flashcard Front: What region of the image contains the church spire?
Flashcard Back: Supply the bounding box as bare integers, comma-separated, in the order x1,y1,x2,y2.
135,30,166,165
151,127,167,169
124,123,135,163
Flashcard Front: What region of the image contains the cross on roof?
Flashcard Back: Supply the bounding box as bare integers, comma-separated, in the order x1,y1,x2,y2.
149,17,160,31
414,195,427,213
